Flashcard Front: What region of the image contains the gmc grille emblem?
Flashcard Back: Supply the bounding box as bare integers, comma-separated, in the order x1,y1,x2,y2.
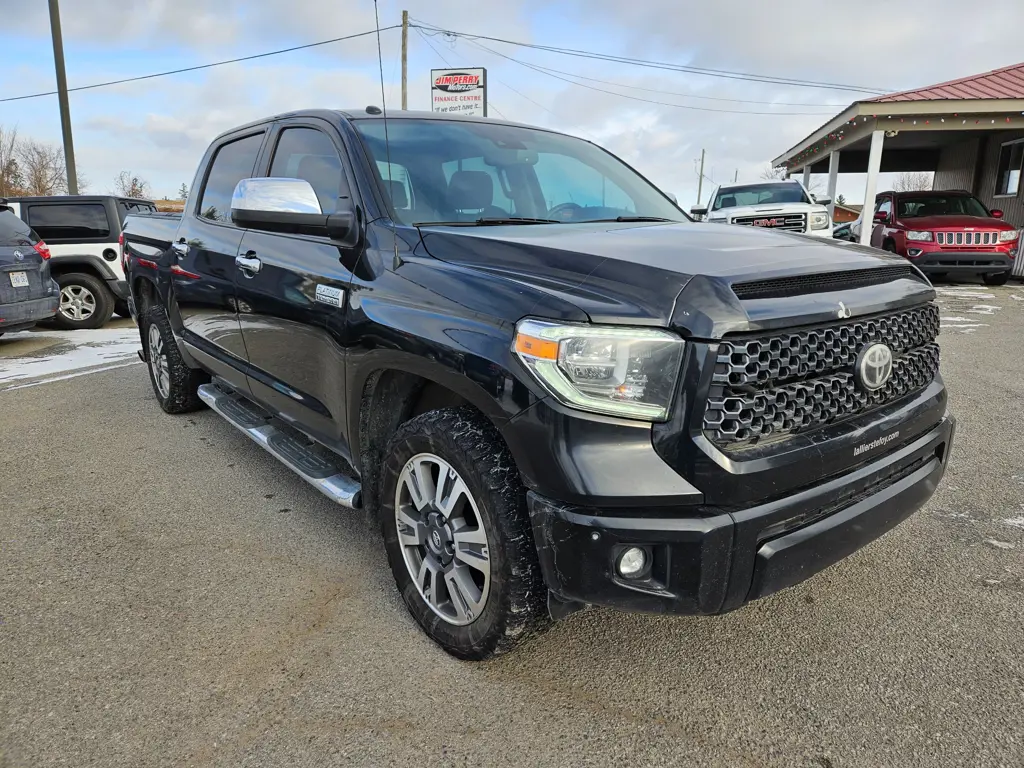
753,218,779,227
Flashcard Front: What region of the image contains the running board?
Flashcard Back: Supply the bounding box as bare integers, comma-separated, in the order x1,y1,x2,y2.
197,383,361,509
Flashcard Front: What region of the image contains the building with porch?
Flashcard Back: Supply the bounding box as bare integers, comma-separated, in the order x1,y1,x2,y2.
772,62,1024,277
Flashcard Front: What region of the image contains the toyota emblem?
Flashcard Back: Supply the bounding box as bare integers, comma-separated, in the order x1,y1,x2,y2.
856,342,893,391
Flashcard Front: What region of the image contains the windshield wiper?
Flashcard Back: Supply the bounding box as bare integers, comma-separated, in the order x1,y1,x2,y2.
584,216,677,223
414,217,559,226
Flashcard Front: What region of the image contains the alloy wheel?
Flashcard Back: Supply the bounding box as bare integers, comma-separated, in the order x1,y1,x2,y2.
148,323,171,399
59,285,96,322
395,453,491,626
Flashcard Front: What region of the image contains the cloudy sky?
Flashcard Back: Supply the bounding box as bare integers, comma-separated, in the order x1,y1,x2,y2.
2,0,1023,208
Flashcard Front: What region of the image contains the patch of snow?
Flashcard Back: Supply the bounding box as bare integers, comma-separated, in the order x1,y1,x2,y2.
0,328,141,386
1002,517,1024,530
985,539,1015,550
1010,294,1024,301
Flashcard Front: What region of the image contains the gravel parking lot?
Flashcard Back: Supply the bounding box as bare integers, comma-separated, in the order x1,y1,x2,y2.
2,283,1023,768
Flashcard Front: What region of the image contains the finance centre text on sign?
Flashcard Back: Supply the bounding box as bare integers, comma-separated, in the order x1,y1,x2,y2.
431,68,488,117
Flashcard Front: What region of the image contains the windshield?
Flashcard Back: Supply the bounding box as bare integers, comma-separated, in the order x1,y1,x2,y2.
896,194,989,218
711,182,810,210
353,118,684,225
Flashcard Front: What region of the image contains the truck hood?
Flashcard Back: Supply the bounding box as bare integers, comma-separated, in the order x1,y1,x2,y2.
896,214,1013,230
709,203,827,220
417,221,933,337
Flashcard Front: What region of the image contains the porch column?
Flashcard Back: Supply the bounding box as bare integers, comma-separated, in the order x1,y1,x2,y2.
802,166,811,189
859,130,884,246
826,150,840,218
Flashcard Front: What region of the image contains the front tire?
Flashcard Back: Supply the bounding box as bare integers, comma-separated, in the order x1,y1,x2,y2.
983,272,1009,286
52,272,114,330
379,407,549,660
142,305,207,414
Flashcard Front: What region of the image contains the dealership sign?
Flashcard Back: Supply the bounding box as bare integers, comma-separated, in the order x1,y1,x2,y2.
431,68,488,117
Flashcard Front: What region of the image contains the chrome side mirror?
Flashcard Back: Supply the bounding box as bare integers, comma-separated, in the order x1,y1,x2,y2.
230,178,357,244
231,177,323,217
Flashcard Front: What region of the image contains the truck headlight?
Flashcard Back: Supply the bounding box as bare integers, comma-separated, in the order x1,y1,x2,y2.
906,230,933,241
999,229,1019,242
810,212,830,230
513,319,685,421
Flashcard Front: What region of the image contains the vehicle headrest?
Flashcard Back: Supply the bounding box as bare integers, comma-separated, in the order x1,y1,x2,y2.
384,179,409,210
718,195,735,208
447,170,493,211
296,155,342,211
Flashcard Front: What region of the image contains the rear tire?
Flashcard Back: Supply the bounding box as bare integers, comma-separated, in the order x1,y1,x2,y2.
983,272,1009,286
51,272,114,330
142,305,207,414
379,407,549,660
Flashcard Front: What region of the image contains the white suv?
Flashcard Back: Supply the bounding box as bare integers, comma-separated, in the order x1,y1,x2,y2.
691,180,832,238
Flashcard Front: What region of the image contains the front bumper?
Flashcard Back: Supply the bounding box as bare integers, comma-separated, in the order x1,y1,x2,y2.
530,414,954,615
0,294,59,332
908,250,1012,274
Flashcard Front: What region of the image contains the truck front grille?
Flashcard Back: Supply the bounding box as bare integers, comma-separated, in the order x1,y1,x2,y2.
702,303,940,446
935,231,999,248
732,213,806,232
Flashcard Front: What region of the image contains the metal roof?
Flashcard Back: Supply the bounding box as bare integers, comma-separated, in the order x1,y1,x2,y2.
867,61,1024,102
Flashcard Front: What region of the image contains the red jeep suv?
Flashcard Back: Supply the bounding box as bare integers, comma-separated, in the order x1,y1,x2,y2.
868,190,1018,285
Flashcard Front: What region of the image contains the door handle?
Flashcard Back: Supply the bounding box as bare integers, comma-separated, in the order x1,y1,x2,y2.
235,254,262,274
171,240,189,256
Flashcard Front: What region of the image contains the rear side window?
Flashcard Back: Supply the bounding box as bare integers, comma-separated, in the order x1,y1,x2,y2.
0,209,38,245
199,133,265,223
27,203,110,240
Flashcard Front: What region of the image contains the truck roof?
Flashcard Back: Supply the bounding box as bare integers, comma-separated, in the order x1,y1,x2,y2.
211,108,557,145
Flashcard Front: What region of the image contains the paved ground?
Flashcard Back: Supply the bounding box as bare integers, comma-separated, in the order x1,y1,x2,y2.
1,282,1023,767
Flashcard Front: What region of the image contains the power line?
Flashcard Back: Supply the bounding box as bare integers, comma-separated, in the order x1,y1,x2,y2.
472,55,847,109
410,20,887,94
0,26,401,104
458,36,843,116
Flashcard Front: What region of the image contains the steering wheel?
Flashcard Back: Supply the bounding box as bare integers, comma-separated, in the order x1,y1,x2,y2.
548,202,584,221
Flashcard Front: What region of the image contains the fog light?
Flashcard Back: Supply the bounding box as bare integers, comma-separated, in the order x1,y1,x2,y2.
617,546,647,578
907,248,922,257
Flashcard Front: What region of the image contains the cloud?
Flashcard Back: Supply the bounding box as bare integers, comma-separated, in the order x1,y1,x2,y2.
5,0,1021,205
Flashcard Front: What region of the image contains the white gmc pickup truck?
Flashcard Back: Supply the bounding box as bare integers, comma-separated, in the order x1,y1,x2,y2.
691,179,833,238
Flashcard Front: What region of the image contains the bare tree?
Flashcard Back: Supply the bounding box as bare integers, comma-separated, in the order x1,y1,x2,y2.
177,183,189,201
761,165,787,181
0,125,24,196
18,138,69,196
893,172,932,192
113,171,151,199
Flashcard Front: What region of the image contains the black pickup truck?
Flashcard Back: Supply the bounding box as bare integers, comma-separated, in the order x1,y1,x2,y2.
123,109,954,659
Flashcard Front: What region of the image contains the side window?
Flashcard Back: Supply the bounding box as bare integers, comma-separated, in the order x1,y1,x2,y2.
532,153,636,214
26,203,110,240
876,197,893,219
269,127,347,215
376,161,414,213
198,133,265,223
441,157,514,215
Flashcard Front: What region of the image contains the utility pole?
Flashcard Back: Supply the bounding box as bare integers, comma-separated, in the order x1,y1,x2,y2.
47,0,77,195
733,169,738,183
696,148,704,204
401,10,409,110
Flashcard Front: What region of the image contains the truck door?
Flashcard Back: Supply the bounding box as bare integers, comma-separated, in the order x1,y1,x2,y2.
870,195,893,249
172,130,267,392
231,121,357,451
